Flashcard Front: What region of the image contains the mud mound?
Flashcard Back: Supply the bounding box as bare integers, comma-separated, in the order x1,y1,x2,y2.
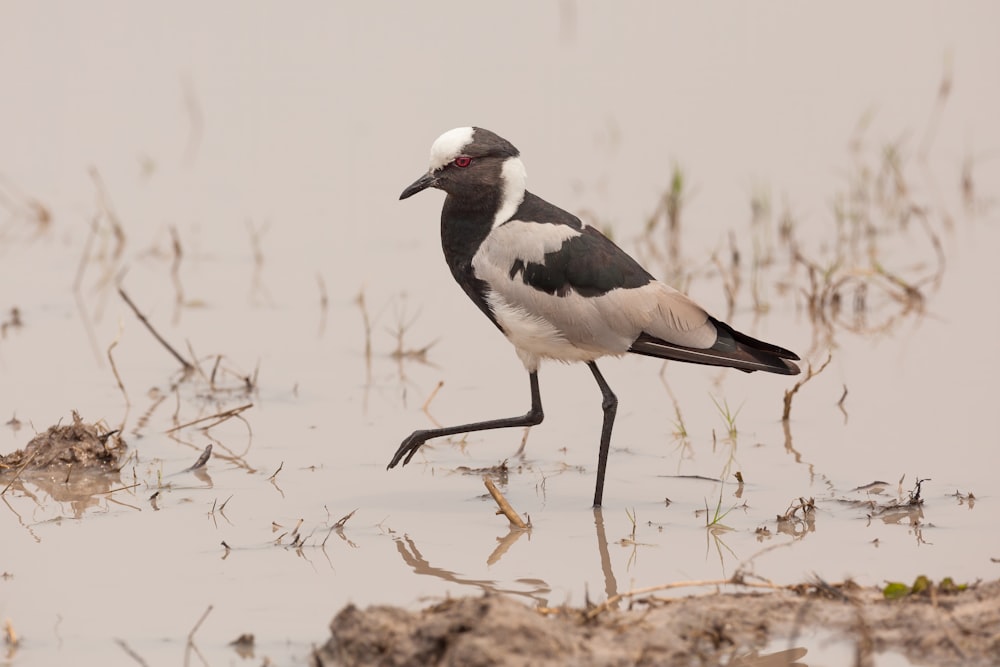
315,580,1000,667
0,411,124,471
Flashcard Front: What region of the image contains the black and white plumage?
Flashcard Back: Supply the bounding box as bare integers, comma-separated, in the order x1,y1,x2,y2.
388,127,800,507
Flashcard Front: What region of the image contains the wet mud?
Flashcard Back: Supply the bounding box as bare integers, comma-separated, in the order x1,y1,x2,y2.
0,411,123,471
316,581,1000,667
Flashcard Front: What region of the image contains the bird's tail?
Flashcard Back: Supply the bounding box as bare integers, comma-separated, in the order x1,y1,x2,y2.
628,317,800,375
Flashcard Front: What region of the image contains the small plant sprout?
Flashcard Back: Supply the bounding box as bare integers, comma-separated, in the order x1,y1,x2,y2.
705,488,734,529
710,394,743,441
626,507,637,542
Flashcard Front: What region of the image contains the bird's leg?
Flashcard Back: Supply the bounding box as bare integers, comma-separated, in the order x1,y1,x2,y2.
587,361,618,508
387,371,544,469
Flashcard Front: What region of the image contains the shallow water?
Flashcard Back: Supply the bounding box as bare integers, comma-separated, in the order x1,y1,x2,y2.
2,3,999,665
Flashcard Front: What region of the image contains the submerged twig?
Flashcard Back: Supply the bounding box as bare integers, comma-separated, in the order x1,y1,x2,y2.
483,476,528,529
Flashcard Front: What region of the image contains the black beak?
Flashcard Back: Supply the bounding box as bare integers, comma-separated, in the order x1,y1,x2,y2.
400,172,437,200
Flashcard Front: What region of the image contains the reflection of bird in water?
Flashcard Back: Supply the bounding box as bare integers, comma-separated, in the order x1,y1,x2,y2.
392,534,550,605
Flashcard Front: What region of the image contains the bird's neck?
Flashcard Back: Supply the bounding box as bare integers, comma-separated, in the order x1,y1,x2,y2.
440,193,497,279
439,194,504,328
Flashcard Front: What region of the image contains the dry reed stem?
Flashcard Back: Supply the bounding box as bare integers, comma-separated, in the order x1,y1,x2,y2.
169,225,184,323
0,174,51,232
486,527,528,566
317,273,329,337
1,447,41,496
917,54,952,161
88,167,125,260
421,381,444,414
181,76,203,165
355,288,373,361
114,638,149,667
837,384,849,422
183,604,213,667
483,476,528,529
72,213,101,292
4,619,18,647
334,509,357,529
98,482,141,496
782,353,833,421
107,318,130,408
186,444,212,470
164,403,253,434
118,288,193,370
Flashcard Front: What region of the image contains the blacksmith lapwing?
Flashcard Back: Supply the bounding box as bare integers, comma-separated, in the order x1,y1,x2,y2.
387,127,800,507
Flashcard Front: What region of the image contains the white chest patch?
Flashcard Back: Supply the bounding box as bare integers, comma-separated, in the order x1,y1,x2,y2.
493,157,527,227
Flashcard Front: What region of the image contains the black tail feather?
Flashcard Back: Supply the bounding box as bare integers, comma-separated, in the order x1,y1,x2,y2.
628,317,800,375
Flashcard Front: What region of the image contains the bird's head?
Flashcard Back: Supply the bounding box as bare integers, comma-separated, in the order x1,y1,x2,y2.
400,127,527,223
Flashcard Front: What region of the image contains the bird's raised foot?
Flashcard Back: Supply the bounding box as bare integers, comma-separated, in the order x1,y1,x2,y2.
386,430,432,470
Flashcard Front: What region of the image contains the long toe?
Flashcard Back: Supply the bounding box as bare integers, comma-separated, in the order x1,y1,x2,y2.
387,431,427,469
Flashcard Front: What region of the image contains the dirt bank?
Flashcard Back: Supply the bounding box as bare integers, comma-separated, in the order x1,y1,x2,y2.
315,580,1000,666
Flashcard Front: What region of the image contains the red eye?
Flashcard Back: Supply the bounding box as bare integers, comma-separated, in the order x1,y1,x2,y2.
454,156,472,168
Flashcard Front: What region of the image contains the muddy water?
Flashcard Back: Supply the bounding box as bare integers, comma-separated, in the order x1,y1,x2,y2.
2,3,999,665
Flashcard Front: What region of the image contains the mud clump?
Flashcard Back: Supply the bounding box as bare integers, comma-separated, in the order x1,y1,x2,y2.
315,581,1000,667
0,411,124,472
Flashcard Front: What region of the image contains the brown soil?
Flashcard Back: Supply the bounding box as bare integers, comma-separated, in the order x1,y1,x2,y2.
0,412,126,514
315,580,1000,667
0,410,124,471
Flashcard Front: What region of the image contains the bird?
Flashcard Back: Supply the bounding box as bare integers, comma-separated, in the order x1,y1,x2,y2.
387,127,800,507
